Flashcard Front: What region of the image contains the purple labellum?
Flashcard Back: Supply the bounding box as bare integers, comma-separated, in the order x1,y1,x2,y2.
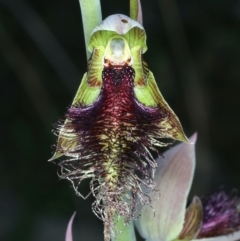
57,65,172,223
198,191,240,238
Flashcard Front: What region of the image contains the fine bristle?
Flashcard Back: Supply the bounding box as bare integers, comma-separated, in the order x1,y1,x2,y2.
54,66,175,226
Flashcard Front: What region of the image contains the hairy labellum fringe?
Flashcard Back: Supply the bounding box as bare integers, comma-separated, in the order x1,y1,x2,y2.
54,66,174,225
198,190,240,238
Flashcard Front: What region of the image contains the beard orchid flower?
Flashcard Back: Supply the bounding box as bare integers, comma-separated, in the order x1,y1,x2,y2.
50,12,188,240
50,1,240,240
135,134,240,241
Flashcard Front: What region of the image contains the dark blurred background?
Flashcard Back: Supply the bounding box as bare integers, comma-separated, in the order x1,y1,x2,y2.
1,0,240,240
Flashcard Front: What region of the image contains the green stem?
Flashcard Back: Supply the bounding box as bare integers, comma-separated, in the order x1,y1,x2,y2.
130,0,138,20
130,0,142,24
78,0,102,60
112,216,136,241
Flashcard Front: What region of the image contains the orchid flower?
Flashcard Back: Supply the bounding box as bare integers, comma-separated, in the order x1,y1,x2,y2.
135,134,240,241
49,1,240,241
50,0,189,240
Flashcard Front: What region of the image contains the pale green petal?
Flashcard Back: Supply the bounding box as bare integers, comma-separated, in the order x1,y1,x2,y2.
135,134,197,241
48,72,101,161
134,70,189,143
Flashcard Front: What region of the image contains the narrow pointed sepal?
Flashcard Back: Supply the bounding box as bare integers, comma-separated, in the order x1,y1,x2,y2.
135,134,197,241
178,196,203,240
65,212,76,241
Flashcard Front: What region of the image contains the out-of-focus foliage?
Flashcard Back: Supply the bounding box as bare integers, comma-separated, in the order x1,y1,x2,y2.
0,0,240,240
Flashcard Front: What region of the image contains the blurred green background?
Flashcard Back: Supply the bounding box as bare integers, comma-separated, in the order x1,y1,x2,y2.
1,0,240,240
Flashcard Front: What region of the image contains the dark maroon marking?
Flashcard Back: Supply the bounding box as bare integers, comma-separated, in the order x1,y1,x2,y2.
57,66,169,193
121,19,128,23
